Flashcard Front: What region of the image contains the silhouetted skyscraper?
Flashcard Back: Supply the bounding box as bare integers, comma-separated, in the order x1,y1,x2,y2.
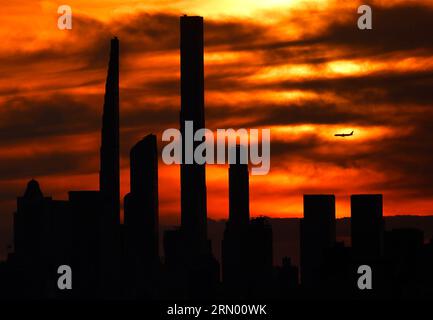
98,37,121,298
222,145,250,297
12,181,61,298
229,145,249,227
300,195,336,289
125,134,159,264
14,180,49,265
351,194,384,258
100,37,120,225
180,16,208,257
124,135,159,297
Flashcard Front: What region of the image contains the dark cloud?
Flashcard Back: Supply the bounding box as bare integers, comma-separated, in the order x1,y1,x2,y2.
356,121,433,197
103,13,270,57
205,18,269,50
267,70,433,106
206,102,381,128
113,13,179,54
0,151,98,180
320,4,433,56
0,95,100,145
0,93,180,145
0,15,111,72
229,3,433,61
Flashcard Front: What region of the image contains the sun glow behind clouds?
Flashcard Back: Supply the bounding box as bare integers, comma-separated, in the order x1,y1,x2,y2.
170,0,302,17
41,0,304,20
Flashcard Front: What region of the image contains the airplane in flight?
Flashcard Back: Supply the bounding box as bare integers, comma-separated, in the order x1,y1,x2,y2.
334,130,354,138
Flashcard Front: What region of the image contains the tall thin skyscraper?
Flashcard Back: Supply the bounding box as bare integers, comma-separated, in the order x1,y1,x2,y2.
300,195,336,289
100,37,120,225
180,16,207,256
222,145,250,297
351,194,384,258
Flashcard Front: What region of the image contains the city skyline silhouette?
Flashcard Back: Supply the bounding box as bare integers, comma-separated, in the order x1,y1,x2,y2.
2,2,433,241
1,15,433,300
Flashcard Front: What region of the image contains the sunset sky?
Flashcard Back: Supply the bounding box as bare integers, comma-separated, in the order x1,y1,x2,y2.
1,0,433,256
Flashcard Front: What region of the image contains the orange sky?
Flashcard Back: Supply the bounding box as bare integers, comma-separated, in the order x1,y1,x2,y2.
1,0,433,249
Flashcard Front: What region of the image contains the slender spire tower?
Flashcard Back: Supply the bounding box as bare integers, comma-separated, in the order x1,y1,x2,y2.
100,37,120,225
